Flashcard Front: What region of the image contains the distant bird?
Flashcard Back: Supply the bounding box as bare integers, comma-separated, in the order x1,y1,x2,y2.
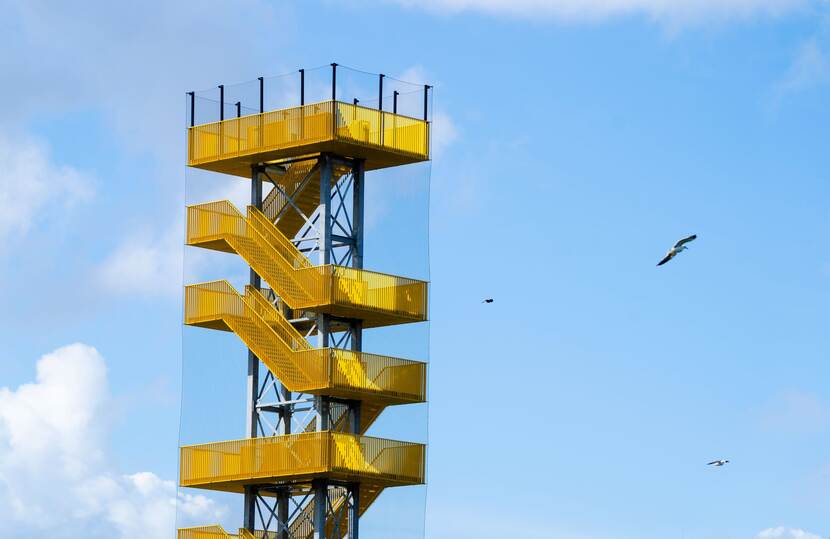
482,298,494,304
707,459,729,467
657,234,697,266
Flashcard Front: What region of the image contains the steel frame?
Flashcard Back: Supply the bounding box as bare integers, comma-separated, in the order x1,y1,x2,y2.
243,152,366,539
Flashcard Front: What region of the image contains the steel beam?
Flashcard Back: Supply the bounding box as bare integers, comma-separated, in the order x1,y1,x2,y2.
243,165,264,532
348,485,360,539
352,159,365,269
312,479,327,539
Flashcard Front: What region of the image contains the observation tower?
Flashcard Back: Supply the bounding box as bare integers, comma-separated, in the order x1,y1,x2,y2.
178,64,431,539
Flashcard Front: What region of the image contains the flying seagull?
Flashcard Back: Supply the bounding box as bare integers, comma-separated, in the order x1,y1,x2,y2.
482,298,494,304
707,459,729,467
657,234,697,266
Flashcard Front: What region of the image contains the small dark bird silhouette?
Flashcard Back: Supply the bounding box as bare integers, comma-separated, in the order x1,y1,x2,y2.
707,459,729,467
482,298,494,304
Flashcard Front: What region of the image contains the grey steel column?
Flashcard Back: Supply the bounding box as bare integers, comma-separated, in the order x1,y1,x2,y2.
352,159,365,270
351,157,364,434
277,487,289,539
312,478,327,539
348,484,360,539
243,165,263,531
246,167,263,434
315,154,333,435
319,154,333,266
349,157,364,539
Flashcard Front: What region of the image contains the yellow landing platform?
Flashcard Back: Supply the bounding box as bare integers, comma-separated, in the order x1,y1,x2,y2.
179,432,425,493
188,101,430,176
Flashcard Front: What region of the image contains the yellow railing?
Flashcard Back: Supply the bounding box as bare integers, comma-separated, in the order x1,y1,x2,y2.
178,526,237,539
187,101,429,167
180,432,425,490
184,280,426,403
178,526,277,539
186,200,428,323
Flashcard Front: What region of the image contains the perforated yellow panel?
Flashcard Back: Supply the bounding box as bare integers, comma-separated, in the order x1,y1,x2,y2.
179,432,425,492
187,101,429,176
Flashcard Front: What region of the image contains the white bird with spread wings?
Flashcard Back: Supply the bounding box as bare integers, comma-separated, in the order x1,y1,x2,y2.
657,235,697,266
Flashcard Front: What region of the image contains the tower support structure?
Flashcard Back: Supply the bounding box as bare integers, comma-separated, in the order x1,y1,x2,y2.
180,66,431,539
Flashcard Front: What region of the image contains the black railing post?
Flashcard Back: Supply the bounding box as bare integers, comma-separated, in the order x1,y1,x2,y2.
187,92,195,127
393,91,398,114
300,69,305,106
218,85,225,156
236,102,241,118
331,63,338,137
219,85,225,121
378,74,384,111
331,63,337,101
423,84,430,121
258,77,264,113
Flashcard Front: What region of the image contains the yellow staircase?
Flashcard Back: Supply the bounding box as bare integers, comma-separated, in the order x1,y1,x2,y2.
187,200,427,327
184,280,425,410
261,158,351,239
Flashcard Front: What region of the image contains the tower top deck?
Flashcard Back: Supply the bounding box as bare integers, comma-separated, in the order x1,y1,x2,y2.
186,63,432,177
188,100,429,176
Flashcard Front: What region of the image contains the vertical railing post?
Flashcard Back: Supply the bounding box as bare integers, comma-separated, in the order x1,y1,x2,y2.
219,85,225,121
423,85,431,155
258,76,264,113
188,91,195,127
393,91,399,148
235,102,241,154
187,91,195,162
379,74,385,146
331,63,338,137
331,63,337,101
219,85,225,156
258,77,264,148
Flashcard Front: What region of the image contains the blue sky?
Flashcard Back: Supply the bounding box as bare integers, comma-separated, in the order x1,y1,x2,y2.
0,1,829,538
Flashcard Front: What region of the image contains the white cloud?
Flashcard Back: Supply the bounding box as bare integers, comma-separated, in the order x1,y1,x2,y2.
0,133,93,241
394,66,459,157
761,390,828,434
778,38,830,93
432,111,459,158
387,0,813,23
758,527,822,539
94,175,253,298
95,220,183,298
0,344,226,539
2,0,280,165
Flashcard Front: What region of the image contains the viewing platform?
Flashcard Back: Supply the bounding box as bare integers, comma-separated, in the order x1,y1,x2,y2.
179,432,425,493
187,101,430,177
